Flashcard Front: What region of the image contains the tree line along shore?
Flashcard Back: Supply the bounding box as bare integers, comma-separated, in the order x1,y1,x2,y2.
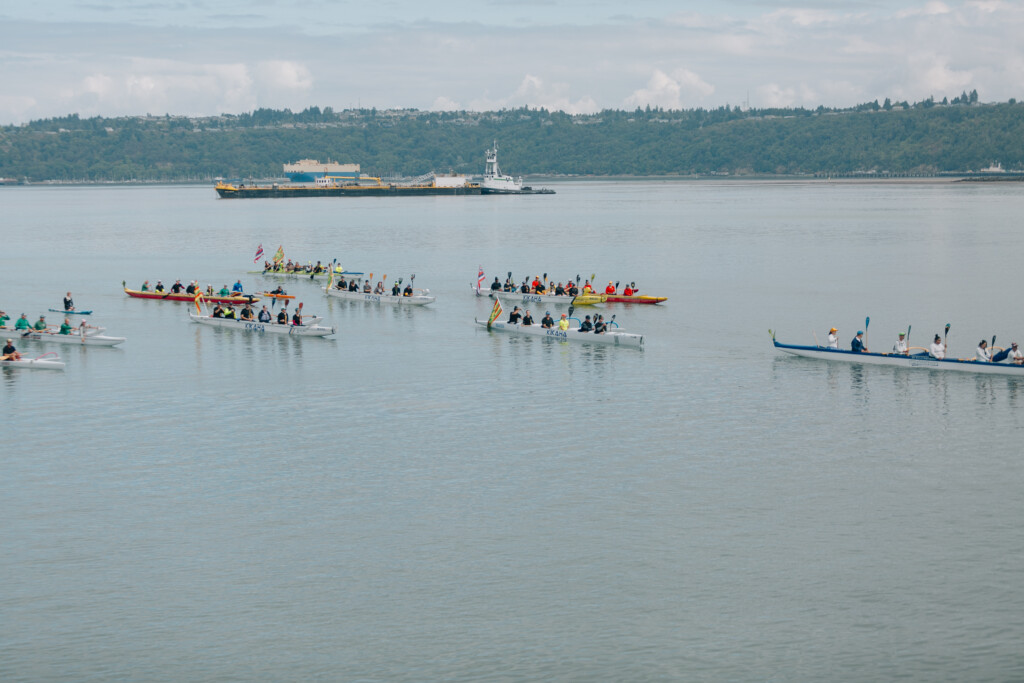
2,96,1022,183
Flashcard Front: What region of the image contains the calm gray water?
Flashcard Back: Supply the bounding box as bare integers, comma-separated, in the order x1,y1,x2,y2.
3,180,1024,681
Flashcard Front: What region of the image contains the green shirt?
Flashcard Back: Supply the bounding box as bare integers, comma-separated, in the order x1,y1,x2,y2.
140,284,149,291
59,323,73,334
34,319,48,330
218,288,231,296
15,318,30,329
0,313,9,327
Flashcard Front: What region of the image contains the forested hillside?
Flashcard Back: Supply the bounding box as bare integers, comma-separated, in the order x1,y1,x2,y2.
2,96,1022,182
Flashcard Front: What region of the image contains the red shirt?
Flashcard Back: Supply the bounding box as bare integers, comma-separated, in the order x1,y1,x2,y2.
605,284,616,294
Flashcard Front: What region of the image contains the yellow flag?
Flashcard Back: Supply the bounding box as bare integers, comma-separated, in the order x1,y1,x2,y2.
487,298,502,329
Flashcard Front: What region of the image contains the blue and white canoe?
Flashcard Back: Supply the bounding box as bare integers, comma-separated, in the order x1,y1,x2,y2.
189,313,335,336
324,286,435,306
48,308,93,316
771,333,1024,376
476,319,643,348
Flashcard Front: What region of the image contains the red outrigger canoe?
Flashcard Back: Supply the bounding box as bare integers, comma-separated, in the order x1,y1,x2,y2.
124,288,261,304
603,294,667,304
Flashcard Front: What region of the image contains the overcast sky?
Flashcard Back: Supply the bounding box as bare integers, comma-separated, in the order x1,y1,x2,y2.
1,0,1021,124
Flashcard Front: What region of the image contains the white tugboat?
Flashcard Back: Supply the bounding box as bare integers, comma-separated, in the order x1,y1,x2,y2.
480,142,554,194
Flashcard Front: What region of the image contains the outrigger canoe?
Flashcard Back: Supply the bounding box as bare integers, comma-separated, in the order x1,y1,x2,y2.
325,287,436,306
476,319,644,349
248,270,363,279
492,291,605,307
603,294,667,304
124,288,260,305
19,330,126,346
0,352,65,370
189,313,335,337
48,308,93,316
771,332,1024,376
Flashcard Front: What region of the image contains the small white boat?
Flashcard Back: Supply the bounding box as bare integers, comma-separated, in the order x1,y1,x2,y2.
772,332,1024,376
189,313,335,337
19,330,126,347
475,319,644,348
324,286,436,306
0,352,66,370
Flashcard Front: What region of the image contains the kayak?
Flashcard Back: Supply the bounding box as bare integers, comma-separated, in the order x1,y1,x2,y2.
324,286,435,306
124,288,260,304
190,313,335,337
603,295,667,304
19,330,126,346
0,352,66,370
475,319,644,349
771,332,1024,375
261,292,296,300
47,308,93,315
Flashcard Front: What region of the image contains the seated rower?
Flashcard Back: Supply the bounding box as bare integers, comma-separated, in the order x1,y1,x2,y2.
258,306,272,323
929,335,945,359
291,310,303,326
567,283,579,296
605,281,616,295
185,281,197,295
240,306,254,321
232,280,244,294
554,283,566,296
403,283,413,297
594,316,608,334
521,310,534,326
277,308,288,324
0,310,8,328
348,280,359,292
850,330,866,352
535,281,546,294
622,282,637,296
223,306,236,320
520,281,530,293
363,281,372,293
391,282,401,296
578,315,593,332
34,315,48,331
171,280,184,294
582,281,593,294
374,281,385,294
976,339,991,362
59,318,73,335
893,332,908,355
558,313,570,331
217,284,232,297
2,338,22,361
15,314,31,330
154,281,165,292
508,306,522,324
336,277,346,290
140,281,150,292
212,304,224,318
314,261,324,273
540,312,554,329
490,277,501,292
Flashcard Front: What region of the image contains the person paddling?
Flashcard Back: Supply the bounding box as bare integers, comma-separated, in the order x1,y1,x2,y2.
2,338,22,361
929,334,945,359
63,292,75,311
851,330,866,352
893,332,908,355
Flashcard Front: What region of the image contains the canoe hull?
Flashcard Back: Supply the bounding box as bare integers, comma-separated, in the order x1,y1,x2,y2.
0,357,65,370
20,331,126,346
773,338,1024,376
603,295,666,304
125,289,260,304
190,314,335,336
47,308,93,315
324,287,435,306
476,319,643,348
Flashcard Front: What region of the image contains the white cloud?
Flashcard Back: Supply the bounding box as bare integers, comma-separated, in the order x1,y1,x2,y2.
432,96,461,111
623,69,714,110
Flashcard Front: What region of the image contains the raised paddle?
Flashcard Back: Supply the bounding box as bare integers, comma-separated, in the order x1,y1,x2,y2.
864,316,870,351
991,334,997,361
906,325,911,354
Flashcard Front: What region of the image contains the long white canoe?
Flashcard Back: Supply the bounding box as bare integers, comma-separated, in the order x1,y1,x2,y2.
19,330,126,346
0,354,66,370
772,335,1024,376
189,313,336,337
324,287,436,306
475,319,644,348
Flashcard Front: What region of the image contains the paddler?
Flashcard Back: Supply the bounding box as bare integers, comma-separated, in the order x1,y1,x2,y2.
374,281,385,294
521,310,534,326
508,306,522,324
276,307,288,324
582,280,593,294
554,282,566,296
212,304,224,318
567,281,579,296
893,332,908,355
59,318,73,335
622,282,636,296
185,281,197,295
171,279,184,294
579,315,593,332
223,305,236,320
593,315,608,334
33,315,48,331
140,281,150,292
217,284,231,297
271,285,286,296
541,312,554,329
558,313,569,331
258,306,272,323
232,280,244,294
851,330,866,353
154,280,164,292
403,283,413,297
490,277,501,293
239,305,254,321
391,281,401,296
2,338,22,361
929,335,945,359
827,327,838,349
0,310,9,328
64,292,75,311
363,280,372,293
605,281,616,295
15,314,31,330
976,339,991,362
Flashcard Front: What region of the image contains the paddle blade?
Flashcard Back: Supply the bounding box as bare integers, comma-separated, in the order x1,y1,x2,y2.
865,316,870,330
